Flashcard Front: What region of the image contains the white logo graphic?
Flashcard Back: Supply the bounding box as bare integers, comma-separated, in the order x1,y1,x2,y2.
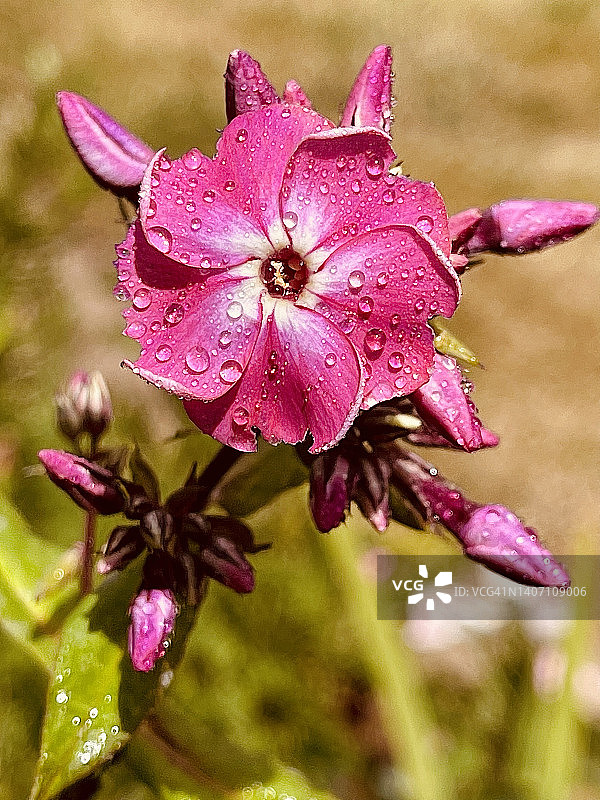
407,565,453,611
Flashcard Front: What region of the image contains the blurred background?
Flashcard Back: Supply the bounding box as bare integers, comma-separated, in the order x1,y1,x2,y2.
0,0,599,798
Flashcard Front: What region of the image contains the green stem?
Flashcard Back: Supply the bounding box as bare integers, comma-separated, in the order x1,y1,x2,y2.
79,511,96,596
320,531,454,800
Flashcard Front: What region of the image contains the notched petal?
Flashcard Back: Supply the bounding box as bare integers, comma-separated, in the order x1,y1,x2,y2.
225,49,279,122
340,45,394,132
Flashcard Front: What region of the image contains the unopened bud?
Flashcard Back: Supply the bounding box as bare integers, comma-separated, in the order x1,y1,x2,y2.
97,525,144,574
340,45,393,132
38,449,124,515
55,371,112,443
309,450,353,533
128,588,177,672
453,200,599,257
353,455,390,532
224,50,279,122
199,535,255,593
56,91,154,202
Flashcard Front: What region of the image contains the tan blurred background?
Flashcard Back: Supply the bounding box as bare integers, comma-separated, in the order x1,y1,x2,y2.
1,0,599,550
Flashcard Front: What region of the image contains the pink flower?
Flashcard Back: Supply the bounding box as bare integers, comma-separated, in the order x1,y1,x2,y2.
128,588,177,672
116,98,459,452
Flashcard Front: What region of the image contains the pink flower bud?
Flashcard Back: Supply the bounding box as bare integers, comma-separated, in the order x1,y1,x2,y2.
309,451,353,533
55,370,112,442
340,45,393,132
410,354,486,452
453,200,599,257
461,505,570,587
224,50,279,122
56,91,154,202
128,588,177,672
353,455,391,532
200,536,255,593
282,80,312,108
38,449,124,515
390,451,569,587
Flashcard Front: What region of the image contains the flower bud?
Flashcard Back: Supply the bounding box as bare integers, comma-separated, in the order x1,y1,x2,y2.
38,449,124,515
56,91,154,202
453,200,599,257
128,588,177,672
390,450,569,587
198,535,255,593
224,50,279,122
353,454,390,532
410,354,486,452
340,45,393,132
55,371,112,443
309,450,353,533
282,80,312,108
97,525,144,574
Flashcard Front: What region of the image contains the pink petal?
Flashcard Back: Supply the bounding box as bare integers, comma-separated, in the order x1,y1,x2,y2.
448,207,482,249
139,106,333,269
281,127,450,264
184,300,364,453
410,353,485,452
300,225,459,407
340,45,393,132
225,50,279,122
282,80,312,108
57,91,154,201
407,426,499,449
116,222,263,401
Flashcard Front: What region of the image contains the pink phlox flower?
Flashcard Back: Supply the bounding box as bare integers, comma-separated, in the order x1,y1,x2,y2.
115,100,460,452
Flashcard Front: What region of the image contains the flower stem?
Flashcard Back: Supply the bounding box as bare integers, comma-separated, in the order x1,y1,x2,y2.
80,510,96,596
195,446,243,507
320,530,454,800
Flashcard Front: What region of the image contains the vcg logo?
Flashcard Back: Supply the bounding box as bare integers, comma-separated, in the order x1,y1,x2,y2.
392,564,453,611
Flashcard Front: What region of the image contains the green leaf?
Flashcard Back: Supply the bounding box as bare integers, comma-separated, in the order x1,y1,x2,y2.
31,565,198,800
215,443,308,517
238,764,341,800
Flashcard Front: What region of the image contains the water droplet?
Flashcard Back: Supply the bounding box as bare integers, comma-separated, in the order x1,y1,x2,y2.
236,129,248,143
348,270,365,290
227,301,243,319
281,107,291,118
340,314,357,334
224,180,236,192
125,321,147,339
219,360,243,384
388,352,404,370
390,313,401,329
358,296,374,316
89,707,98,719
416,215,434,234
325,352,337,367
72,716,81,726
319,181,329,195
186,346,210,373
132,290,151,313
382,189,395,204
56,690,68,704
157,155,172,171
164,303,184,325
190,217,202,231
182,148,202,170
146,199,157,218
202,189,215,203
155,345,172,362
376,272,388,288
218,329,232,348
185,200,196,213
351,179,362,193
111,725,119,735
282,211,298,230
232,406,250,427
414,299,425,313
364,328,386,355
146,226,172,254
366,154,384,178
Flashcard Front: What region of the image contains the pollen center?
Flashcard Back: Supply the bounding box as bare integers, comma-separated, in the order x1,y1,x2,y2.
260,249,307,301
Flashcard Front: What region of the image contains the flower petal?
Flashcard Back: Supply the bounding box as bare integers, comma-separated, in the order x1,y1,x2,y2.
281,127,450,264
282,80,312,108
140,106,333,268
300,225,459,407
340,45,393,132
225,49,279,122
57,91,154,201
116,222,263,401
184,299,364,452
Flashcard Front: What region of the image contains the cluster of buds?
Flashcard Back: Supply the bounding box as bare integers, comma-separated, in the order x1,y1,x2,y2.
55,371,113,452
306,345,569,588
39,420,264,671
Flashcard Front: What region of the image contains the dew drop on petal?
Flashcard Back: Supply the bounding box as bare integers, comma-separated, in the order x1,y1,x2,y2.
358,296,374,316
190,217,202,231
182,148,202,170
227,301,243,320
366,154,384,178
382,189,395,204
325,352,337,367
282,211,298,230
364,328,386,355
125,321,147,339
388,352,404,370
390,313,401,329
146,226,173,254
236,129,248,143
416,215,434,234
132,289,152,310
218,329,232,348
224,180,236,192
348,270,365,290
219,359,243,384
185,346,210,373
146,199,157,218
202,190,215,203
56,690,68,704
351,179,361,193
376,272,388,288
155,345,172,362
164,303,184,325
340,314,357,334
232,406,250,428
